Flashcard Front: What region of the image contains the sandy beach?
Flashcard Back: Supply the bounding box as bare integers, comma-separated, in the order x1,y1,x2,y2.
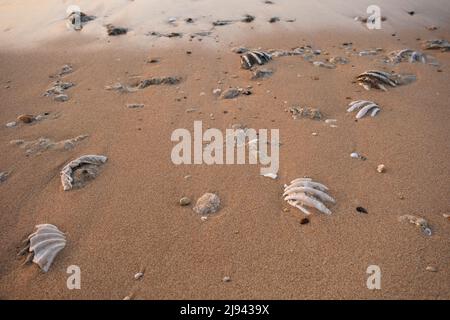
0,0,449,300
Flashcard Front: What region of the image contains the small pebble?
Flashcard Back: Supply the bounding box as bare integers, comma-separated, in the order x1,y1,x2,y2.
300,218,310,225
179,197,191,206
356,206,368,214
426,266,437,272
312,132,318,136
222,276,231,282
377,164,386,173
6,121,17,128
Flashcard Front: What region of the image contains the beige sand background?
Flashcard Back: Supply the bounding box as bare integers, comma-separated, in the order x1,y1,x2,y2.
0,0,449,299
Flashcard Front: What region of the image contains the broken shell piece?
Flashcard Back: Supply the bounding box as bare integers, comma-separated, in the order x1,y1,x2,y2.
251,68,273,80
398,214,432,236
262,173,277,179
134,272,144,280
67,11,95,31
60,155,107,191
387,49,427,64
350,152,366,160
240,51,272,69
0,171,9,183
20,224,66,272
283,178,335,215
313,61,336,69
289,106,322,120
347,100,380,119
193,193,220,215
138,76,181,88
329,56,349,64
12,135,88,155
422,39,450,51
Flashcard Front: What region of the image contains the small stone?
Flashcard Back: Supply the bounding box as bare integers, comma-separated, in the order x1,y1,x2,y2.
212,88,222,96
222,276,231,282
283,208,290,212
312,132,318,136
356,206,368,214
300,218,310,225
201,216,208,221
179,197,191,206
6,121,17,128
377,164,386,173
426,266,437,272
184,175,192,180
193,193,220,215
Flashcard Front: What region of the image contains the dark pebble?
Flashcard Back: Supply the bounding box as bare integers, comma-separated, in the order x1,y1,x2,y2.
356,206,368,214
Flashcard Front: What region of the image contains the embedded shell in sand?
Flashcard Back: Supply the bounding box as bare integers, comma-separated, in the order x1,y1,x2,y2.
283,178,335,215
356,70,416,91
240,50,272,69
60,155,107,191
18,224,66,272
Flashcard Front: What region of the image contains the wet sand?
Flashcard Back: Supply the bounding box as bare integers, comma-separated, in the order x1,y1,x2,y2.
0,1,450,300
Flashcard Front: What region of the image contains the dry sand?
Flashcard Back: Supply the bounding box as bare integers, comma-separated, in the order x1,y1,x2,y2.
0,0,449,299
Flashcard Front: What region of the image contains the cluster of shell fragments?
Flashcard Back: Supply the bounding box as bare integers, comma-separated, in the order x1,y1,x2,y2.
387,49,427,64
283,178,335,215
422,39,450,51
18,224,66,272
356,70,415,91
60,155,107,191
240,50,272,69
347,100,380,119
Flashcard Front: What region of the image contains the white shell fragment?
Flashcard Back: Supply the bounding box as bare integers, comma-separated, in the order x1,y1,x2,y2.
347,100,380,119
398,214,432,236
60,155,108,191
283,178,335,215
19,224,66,272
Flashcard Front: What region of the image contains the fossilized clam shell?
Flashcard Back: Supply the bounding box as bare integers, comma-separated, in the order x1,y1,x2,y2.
60,155,107,191
21,224,66,272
